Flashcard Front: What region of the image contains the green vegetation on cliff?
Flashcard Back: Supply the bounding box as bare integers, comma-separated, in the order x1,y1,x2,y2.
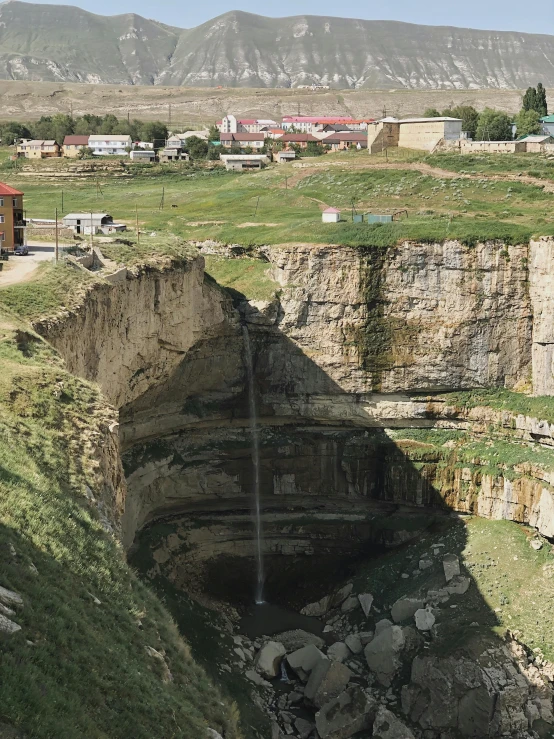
0,315,240,738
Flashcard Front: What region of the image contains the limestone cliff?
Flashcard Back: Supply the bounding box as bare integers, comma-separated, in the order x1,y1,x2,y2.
35,238,554,549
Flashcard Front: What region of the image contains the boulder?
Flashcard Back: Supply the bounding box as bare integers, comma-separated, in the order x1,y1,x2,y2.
530,539,543,551
364,621,405,687
301,584,353,617
301,595,332,617
207,730,223,739
273,629,325,651
305,658,352,708
0,614,21,634
443,554,461,582
391,597,425,623
341,596,359,613
358,593,374,617
419,558,433,570
414,608,436,631
286,644,325,681
255,641,286,679
372,706,415,739
294,717,314,739
245,669,271,688
315,686,376,739
0,586,23,608
445,575,470,595
345,634,363,654
359,631,374,646
327,642,350,663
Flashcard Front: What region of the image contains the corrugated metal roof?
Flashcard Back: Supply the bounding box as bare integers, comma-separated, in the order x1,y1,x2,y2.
63,213,111,220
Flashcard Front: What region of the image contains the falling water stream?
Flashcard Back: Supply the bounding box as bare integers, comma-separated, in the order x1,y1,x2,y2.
242,325,265,604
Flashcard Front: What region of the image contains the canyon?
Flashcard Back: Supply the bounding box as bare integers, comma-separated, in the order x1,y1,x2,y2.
31,235,554,738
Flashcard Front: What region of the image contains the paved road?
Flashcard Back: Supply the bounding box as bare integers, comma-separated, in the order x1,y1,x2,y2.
0,242,68,288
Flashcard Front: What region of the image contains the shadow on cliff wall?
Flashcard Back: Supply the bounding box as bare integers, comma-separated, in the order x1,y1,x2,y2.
121,293,554,738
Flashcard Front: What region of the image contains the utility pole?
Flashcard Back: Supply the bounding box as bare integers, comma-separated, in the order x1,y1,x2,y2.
55,208,59,263
61,190,64,212
253,196,260,217
135,203,139,243
168,103,172,129
159,187,165,210
90,211,93,249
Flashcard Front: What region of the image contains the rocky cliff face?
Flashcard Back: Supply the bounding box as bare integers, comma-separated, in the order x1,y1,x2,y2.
35,238,554,550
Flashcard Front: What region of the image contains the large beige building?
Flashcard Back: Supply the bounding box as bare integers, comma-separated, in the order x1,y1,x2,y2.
367,117,463,153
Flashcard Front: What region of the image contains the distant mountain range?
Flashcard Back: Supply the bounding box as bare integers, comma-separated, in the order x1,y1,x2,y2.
0,1,553,89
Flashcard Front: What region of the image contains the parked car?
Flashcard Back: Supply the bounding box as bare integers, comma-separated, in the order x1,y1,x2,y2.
14,245,28,255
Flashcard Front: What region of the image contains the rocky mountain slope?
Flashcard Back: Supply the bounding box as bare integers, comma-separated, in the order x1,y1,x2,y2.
1,1,554,89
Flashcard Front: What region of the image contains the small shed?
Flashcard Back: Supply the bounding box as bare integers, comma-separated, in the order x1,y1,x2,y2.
274,151,296,163
220,154,269,171
62,213,126,235
322,207,340,223
130,150,156,161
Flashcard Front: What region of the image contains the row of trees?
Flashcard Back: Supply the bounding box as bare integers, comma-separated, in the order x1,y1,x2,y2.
0,114,170,147
423,84,549,142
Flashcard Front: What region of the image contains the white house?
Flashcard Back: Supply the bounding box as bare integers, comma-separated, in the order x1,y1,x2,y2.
322,207,340,223
62,213,127,235
88,135,132,156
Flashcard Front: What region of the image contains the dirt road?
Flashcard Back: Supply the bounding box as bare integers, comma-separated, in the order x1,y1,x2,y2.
0,243,59,288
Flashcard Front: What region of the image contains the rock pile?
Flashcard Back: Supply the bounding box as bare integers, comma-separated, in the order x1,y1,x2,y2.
225,544,554,739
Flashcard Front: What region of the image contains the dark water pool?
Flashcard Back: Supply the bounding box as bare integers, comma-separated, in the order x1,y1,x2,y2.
239,601,331,641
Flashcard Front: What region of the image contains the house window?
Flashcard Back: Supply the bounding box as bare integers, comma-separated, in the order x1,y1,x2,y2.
0,216,4,223
12,198,16,207
0,199,3,207
0,232,5,241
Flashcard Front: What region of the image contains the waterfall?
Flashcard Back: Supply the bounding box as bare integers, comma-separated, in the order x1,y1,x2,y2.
242,325,265,604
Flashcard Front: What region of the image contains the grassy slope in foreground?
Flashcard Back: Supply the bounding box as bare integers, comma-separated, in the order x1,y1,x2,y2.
0,262,240,737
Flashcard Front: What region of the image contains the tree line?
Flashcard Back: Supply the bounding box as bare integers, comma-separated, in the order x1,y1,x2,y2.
0,114,170,147
423,84,549,141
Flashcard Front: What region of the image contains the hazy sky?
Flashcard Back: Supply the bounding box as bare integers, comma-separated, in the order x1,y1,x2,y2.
28,0,554,32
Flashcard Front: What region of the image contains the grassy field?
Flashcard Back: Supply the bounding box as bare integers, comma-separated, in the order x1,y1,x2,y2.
353,514,554,662
7,152,554,250
426,151,554,180
0,314,240,738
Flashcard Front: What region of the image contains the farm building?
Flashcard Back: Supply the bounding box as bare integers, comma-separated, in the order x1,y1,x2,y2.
220,154,269,171
62,213,126,235
367,117,463,153
460,140,526,153
322,208,340,223
518,134,554,152
274,151,296,163
130,150,156,161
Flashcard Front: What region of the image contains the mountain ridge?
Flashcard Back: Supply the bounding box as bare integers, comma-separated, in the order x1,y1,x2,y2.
0,2,553,89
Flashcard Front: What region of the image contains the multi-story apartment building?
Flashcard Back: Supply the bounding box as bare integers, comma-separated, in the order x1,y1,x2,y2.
0,184,25,252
